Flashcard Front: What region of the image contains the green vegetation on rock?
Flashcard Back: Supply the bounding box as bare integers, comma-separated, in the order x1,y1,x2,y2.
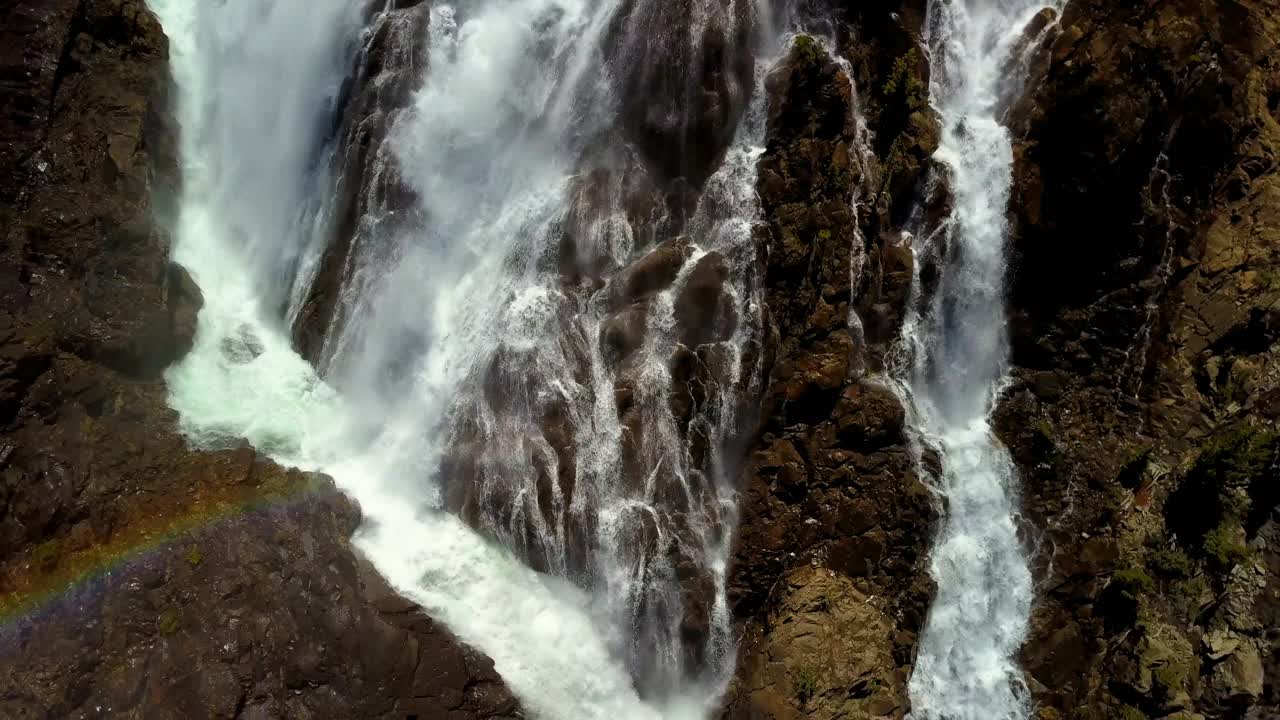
1203,521,1250,569
1116,704,1147,720
1192,424,1276,491
29,538,63,573
1147,543,1193,579
792,34,824,70
792,665,818,704
1153,659,1190,702
1114,566,1155,598
157,608,180,635
882,47,925,108
1167,423,1276,569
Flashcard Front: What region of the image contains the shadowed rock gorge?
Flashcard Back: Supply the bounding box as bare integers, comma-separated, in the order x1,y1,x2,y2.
1,0,1278,719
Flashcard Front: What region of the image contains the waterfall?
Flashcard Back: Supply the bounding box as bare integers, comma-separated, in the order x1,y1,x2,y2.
148,0,792,715
894,1,1061,718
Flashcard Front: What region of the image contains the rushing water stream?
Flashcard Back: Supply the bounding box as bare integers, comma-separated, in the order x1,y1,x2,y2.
145,0,1067,714
147,0,793,715
897,1,1061,719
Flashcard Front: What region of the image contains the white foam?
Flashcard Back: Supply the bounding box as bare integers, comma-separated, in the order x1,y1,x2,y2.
148,0,782,715
897,2,1064,719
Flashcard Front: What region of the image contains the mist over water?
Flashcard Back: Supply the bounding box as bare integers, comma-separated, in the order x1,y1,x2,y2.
895,1,1062,719
149,0,797,715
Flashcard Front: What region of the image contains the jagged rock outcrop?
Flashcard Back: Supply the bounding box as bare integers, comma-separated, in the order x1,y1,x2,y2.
726,0,1280,717
724,17,937,717
995,0,1280,717
0,2,520,717
290,0,431,367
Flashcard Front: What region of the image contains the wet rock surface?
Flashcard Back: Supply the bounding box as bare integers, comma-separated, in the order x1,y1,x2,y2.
290,0,431,368
607,0,755,187
7,0,1280,717
0,2,520,717
724,22,936,720
424,2,774,689
725,566,906,719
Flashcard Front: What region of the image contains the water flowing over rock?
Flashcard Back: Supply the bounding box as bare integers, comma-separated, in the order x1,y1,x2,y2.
0,1,520,716
152,0,788,712
606,0,756,187
876,2,1064,717
290,0,433,368
6,0,1280,717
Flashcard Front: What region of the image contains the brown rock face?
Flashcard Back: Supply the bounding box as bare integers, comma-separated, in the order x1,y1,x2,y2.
2,472,520,720
0,1,520,717
995,0,1280,717
725,567,906,719
724,27,936,720
0,0,189,382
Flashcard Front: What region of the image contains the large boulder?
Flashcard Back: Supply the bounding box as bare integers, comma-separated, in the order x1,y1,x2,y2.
724,566,905,719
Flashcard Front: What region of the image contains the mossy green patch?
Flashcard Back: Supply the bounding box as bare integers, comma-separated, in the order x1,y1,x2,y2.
792,34,824,70
1116,704,1147,720
882,47,925,108
1153,659,1190,701
1167,423,1277,564
157,608,180,635
1203,521,1250,569
29,538,64,573
1191,424,1276,494
1114,566,1155,598
792,665,818,704
1147,544,1193,579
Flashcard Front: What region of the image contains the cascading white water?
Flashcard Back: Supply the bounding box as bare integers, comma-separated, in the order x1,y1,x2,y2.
895,1,1061,718
148,0,793,715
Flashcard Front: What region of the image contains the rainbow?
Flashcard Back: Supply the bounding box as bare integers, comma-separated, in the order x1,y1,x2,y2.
0,474,332,629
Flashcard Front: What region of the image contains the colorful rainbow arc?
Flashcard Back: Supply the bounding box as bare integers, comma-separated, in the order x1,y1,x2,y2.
0,479,328,629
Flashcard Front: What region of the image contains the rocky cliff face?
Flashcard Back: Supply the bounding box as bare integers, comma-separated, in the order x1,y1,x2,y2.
724,1,1280,719
724,4,940,716
997,0,1280,717
0,2,519,717
290,0,430,368
5,0,1279,718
